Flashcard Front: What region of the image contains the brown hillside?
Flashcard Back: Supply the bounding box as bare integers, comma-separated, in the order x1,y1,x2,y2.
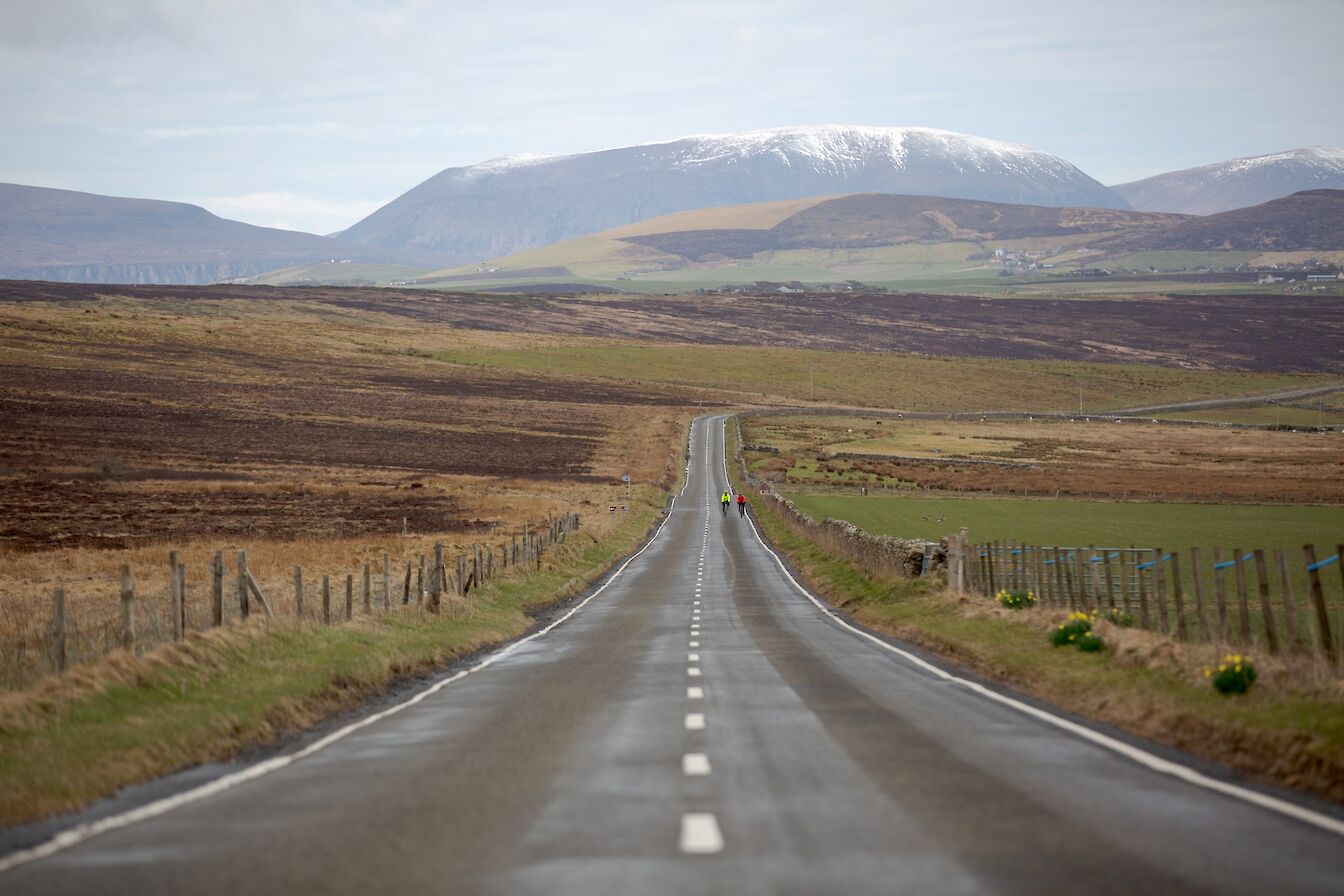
1096,189,1344,252
620,193,1187,261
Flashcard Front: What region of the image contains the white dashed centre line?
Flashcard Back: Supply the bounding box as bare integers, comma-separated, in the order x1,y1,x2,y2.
680,813,724,854
683,753,712,775
689,640,699,648
688,653,700,662
687,667,701,677
685,712,706,731
687,686,703,699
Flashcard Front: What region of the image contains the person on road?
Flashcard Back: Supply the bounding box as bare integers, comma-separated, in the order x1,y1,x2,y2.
737,493,747,518
721,490,731,515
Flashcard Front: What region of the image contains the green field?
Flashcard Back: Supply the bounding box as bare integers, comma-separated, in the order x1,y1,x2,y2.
433,342,1326,412
786,492,1343,552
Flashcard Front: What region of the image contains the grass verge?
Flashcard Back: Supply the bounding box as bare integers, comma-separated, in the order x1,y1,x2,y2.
0,500,663,827
728,421,1344,804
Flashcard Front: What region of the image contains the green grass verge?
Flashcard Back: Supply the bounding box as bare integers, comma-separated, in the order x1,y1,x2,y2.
0,501,662,826
726,420,1344,802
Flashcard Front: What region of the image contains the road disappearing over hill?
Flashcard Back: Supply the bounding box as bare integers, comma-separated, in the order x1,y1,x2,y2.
2,416,1341,894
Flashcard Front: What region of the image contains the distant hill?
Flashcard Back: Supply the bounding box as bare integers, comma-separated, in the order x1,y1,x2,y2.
1113,147,1344,214
0,183,423,285
616,193,1183,261
1096,189,1344,252
339,125,1131,265
411,189,1343,293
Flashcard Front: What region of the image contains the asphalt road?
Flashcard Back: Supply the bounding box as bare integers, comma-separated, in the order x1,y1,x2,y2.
2,416,1341,894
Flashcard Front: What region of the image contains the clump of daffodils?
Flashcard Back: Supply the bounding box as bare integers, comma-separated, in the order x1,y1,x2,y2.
1205,654,1257,695
995,589,1036,610
1098,607,1134,627
1049,611,1105,652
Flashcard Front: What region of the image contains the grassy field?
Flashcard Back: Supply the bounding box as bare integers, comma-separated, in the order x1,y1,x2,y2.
785,492,1343,552
434,341,1327,413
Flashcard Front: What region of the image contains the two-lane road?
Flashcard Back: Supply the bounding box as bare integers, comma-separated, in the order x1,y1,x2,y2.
3,416,1341,894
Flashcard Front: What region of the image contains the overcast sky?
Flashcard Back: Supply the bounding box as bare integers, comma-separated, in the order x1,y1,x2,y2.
2,0,1341,234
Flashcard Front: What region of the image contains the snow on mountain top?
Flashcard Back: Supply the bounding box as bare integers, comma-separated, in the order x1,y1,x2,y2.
1212,146,1344,175
470,152,562,174
670,125,1051,164
458,126,1061,175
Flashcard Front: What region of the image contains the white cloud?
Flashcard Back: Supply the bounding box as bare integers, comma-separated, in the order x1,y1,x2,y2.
197,192,387,235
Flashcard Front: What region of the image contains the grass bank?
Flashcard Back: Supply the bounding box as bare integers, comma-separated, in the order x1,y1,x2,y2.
728,423,1344,804
0,499,663,827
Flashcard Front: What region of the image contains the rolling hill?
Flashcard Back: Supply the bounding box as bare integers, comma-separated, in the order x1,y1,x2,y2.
406,190,1344,293
337,126,1131,265
1113,147,1344,214
0,183,425,285
1095,189,1344,252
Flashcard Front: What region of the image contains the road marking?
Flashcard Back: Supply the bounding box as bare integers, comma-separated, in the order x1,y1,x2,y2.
688,653,700,662
718,417,1344,840
680,813,724,854
693,600,700,605
687,686,703,699
687,667,701,677
683,753,712,775
685,712,706,731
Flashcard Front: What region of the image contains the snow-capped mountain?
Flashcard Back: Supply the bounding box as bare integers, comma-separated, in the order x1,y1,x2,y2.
1112,147,1344,215
340,126,1130,264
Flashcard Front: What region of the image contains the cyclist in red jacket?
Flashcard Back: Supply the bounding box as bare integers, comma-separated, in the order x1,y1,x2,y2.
736,493,747,517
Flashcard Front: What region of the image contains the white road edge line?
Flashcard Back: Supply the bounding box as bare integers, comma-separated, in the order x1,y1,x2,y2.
0,446,695,876
715,415,1344,839
680,813,724,854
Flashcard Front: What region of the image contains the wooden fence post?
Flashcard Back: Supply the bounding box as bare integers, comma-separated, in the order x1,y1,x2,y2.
1102,549,1116,610
212,552,224,627
1252,549,1279,655
1212,547,1229,642
1136,553,1150,629
1088,546,1104,611
383,553,390,611
417,555,425,604
294,565,304,620
1302,544,1336,661
179,560,187,635
1275,550,1301,652
1074,549,1089,611
1170,551,1188,640
430,544,444,612
1152,548,1168,633
120,564,136,654
403,560,412,605
322,575,331,625
1189,547,1209,642
363,562,372,614
1232,549,1252,645
456,553,468,596
345,574,354,622
245,570,274,618
52,586,67,674
169,550,183,641
237,550,250,620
